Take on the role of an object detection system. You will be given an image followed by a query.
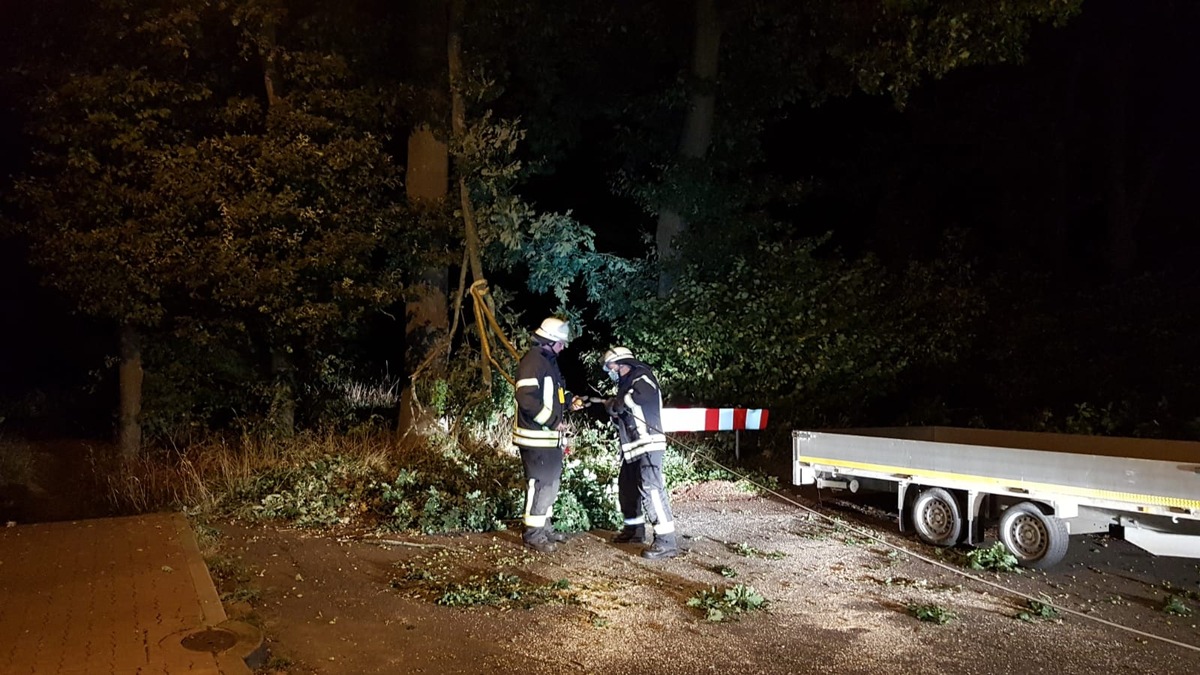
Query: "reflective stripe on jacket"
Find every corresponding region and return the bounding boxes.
[612,361,667,462]
[513,345,567,450]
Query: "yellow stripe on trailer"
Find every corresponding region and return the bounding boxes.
[798,455,1200,512]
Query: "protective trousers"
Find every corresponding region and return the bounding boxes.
[618,450,675,536]
[520,447,563,530]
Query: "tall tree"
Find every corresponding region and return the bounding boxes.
[656,0,720,296]
[9,0,214,456]
[10,0,419,443]
[395,0,452,436]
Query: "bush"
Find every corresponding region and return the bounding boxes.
[104,413,736,536]
[616,237,978,426]
[241,454,380,528]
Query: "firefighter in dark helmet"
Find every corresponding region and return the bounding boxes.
[602,346,679,560]
[513,316,583,553]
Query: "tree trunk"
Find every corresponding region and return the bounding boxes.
[117,323,143,459]
[399,126,450,436]
[656,0,720,296]
[268,349,296,436]
[397,0,452,437]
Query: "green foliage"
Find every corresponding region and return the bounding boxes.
[662,444,734,490]
[908,603,956,625]
[966,543,1022,573]
[368,443,523,535]
[714,565,739,578]
[455,104,645,320]
[215,431,522,533]
[392,547,575,610]
[1016,596,1060,623]
[241,454,377,528]
[729,542,788,560]
[435,572,574,609]
[786,0,1086,106]
[8,0,427,437]
[554,421,622,532]
[618,237,979,424]
[686,584,768,623]
[1163,595,1194,617]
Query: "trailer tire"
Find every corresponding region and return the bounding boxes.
[911,488,963,547]
[999,502,1069,570]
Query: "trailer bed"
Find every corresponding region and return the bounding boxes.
[794,427,1200,515]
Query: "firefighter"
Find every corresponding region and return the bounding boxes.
[602,346,679,560]
[513,316,583,553]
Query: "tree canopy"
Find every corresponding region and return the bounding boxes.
[7,0,1195,445]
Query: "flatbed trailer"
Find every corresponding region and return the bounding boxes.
[792,427,1200,568]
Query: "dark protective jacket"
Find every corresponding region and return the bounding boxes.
[513,343,569,450]
[609,359,667,462]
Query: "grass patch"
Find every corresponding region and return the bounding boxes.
[908,603,955,624]
[686,584,768,622]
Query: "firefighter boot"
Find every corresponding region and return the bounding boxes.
[612,525,646,544]
[523,527,558,554]
[641,533,679,560]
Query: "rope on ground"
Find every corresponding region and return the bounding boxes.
[657,424,1200,654]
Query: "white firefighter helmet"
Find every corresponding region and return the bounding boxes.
[534,316,571,344]
[602,346,634,367]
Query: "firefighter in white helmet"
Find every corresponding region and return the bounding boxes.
[513,316,583,553]
[602,346,678,559]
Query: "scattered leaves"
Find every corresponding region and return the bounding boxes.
[908,603,955,625]
[687,585,768,622]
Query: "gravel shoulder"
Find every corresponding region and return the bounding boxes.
[212,481,1200,675]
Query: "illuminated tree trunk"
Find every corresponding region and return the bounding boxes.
[656,0,720,296]
[399,126,450,435]
[398,0,452,436]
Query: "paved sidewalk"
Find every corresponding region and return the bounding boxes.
[0,513,257,674]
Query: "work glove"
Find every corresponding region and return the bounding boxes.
[569,395,585,412]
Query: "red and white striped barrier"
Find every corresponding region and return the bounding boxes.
[659,408,769,433]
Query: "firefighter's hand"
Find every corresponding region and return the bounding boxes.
[569,395,585,412]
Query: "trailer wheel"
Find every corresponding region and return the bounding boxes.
[911,488,962,547]
[999,502,1069,570]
